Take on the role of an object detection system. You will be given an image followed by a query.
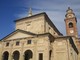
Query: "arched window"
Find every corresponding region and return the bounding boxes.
[13,51,20,60]
[69,22,73,28]
[24,50,33,60]
[3,51,9,60]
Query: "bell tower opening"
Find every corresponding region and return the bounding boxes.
[69,22,73,28]
[64,7,78,37]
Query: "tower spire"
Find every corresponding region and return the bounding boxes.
[65,7,75,19]
[66,7,74,14]
[28,8,32,16]
[68,7,70,10]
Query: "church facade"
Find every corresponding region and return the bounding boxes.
[0,7,80,60]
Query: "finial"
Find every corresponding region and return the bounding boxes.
[28,8,32,16]
[66,7,73,13]
[68,7,70,10]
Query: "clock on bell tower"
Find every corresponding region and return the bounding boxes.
[64,7,78,37]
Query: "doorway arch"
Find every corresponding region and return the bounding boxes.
[3,51,9,60]
[24,50,33,60]
[13,51,20,60]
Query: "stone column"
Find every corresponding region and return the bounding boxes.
[11,54,14,60]
[9,41,14,60]
[45,40,50,60]
[34,40,37,60]
[2,55,3,60]
[20,41,24,60]
[8,54,12,60]
[20,53,24,60]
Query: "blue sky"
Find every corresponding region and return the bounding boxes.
[0,0,80,39]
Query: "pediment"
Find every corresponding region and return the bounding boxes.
[2,29,36,41]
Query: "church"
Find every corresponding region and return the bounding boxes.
[0,7,80,60]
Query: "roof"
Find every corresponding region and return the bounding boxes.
[14,12,46,22]
[69,37,79,54]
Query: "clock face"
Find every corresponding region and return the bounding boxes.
[70,30,74,33]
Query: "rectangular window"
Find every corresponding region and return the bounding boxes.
[6,42,9,47]
[39,53,43,60]
[16,41,20,46]
[27,40,31,44]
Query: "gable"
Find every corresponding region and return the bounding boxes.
[6,32,34,40]
[1,29,36,41]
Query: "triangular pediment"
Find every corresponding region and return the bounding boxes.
[1,29,36,41]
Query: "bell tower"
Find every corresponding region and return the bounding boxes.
[64,7,78,37]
